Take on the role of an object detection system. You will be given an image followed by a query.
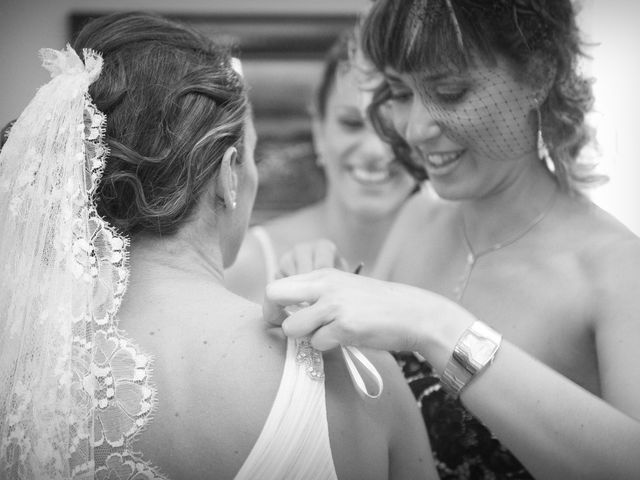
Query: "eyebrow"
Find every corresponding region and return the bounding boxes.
[384,69,464,83]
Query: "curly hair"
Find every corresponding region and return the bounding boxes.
[73,12,249,234]
[360,0,604,192]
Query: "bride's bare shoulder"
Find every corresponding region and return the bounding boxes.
[120,281,285,364]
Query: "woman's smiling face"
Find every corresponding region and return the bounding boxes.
[314,67,417,218]
[384,57,540,200]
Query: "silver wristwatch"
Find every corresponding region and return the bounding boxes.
[440,321,502,397]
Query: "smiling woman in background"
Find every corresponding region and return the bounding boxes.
[225,32,419,301]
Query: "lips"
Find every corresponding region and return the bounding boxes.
[422,150,465,175]
[347,162,398,186]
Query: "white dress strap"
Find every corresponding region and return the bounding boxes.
[234,337,339,480]
[251,226,279,284]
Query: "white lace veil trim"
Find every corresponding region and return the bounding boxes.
[0,45,158,480]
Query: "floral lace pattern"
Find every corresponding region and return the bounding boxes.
[394,352,533,480]
[72,61,165,480]
[0,46,164,480]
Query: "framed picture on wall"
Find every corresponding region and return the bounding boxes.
[69,12,357,225]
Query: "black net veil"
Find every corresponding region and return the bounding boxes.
[358,0,603,191]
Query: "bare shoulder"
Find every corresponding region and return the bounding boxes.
[562,197,640,317]
[201,291,285,356]
[122,286,287,478]
[123,284,285,373]
[567,198,640,276]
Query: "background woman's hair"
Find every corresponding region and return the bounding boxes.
[360,0,603,192]
[313,31,352,120]
[73,12,249,234]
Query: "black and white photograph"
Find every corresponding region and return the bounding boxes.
[1,1,639,479]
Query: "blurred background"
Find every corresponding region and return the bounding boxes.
[1,0,639,234]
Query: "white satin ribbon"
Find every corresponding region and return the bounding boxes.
[341,345,384,399]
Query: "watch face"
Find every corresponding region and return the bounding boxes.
[444,322,502,395]
[467,335,497,365]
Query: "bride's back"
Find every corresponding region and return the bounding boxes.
[118,262,399,479]
[118,268,285,478]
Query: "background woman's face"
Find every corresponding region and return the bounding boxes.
[315,68,416,218]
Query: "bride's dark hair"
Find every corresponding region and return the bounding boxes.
[73,12,249,234]
[360,0,603,192]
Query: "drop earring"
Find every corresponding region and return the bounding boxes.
[229,190,237,210]
[536,101,554,172]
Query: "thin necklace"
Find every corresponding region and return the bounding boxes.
[454,188,558,302]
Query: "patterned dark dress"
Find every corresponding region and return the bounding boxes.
[394,352,534,480]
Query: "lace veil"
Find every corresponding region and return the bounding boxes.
[0,46,155,480]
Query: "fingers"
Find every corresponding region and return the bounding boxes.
[282,244,314,276]
[262,272,323,326]
[277,243,313,278]
[277,239,345,278]
[266,272,323,304]
[281,300,335,340]
[312,239,344,270]
[309,324,341,351]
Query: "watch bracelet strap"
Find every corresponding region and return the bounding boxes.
[440,320,502,398]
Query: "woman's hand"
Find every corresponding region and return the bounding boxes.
[277,239,348,278]
[264,268,474,368]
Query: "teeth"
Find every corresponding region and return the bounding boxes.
[350,167,391,184]
[426,152,462,166]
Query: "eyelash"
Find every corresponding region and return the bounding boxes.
[388,84,469,106]
[434,87,468,104]
[338,117,365,130]
[388,88,413,103]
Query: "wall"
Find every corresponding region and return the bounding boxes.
[0,0,369,127]
[578,0,640,235]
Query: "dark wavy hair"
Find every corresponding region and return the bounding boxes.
[313,32,352,119]
[360,0,603,192]
[73,12,249,234]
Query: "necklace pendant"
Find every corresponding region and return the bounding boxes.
[466,252,475,264]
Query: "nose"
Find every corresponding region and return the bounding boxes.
[403,100,442,147]
[360,127,392,165]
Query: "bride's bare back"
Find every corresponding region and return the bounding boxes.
[118,252,432,479]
